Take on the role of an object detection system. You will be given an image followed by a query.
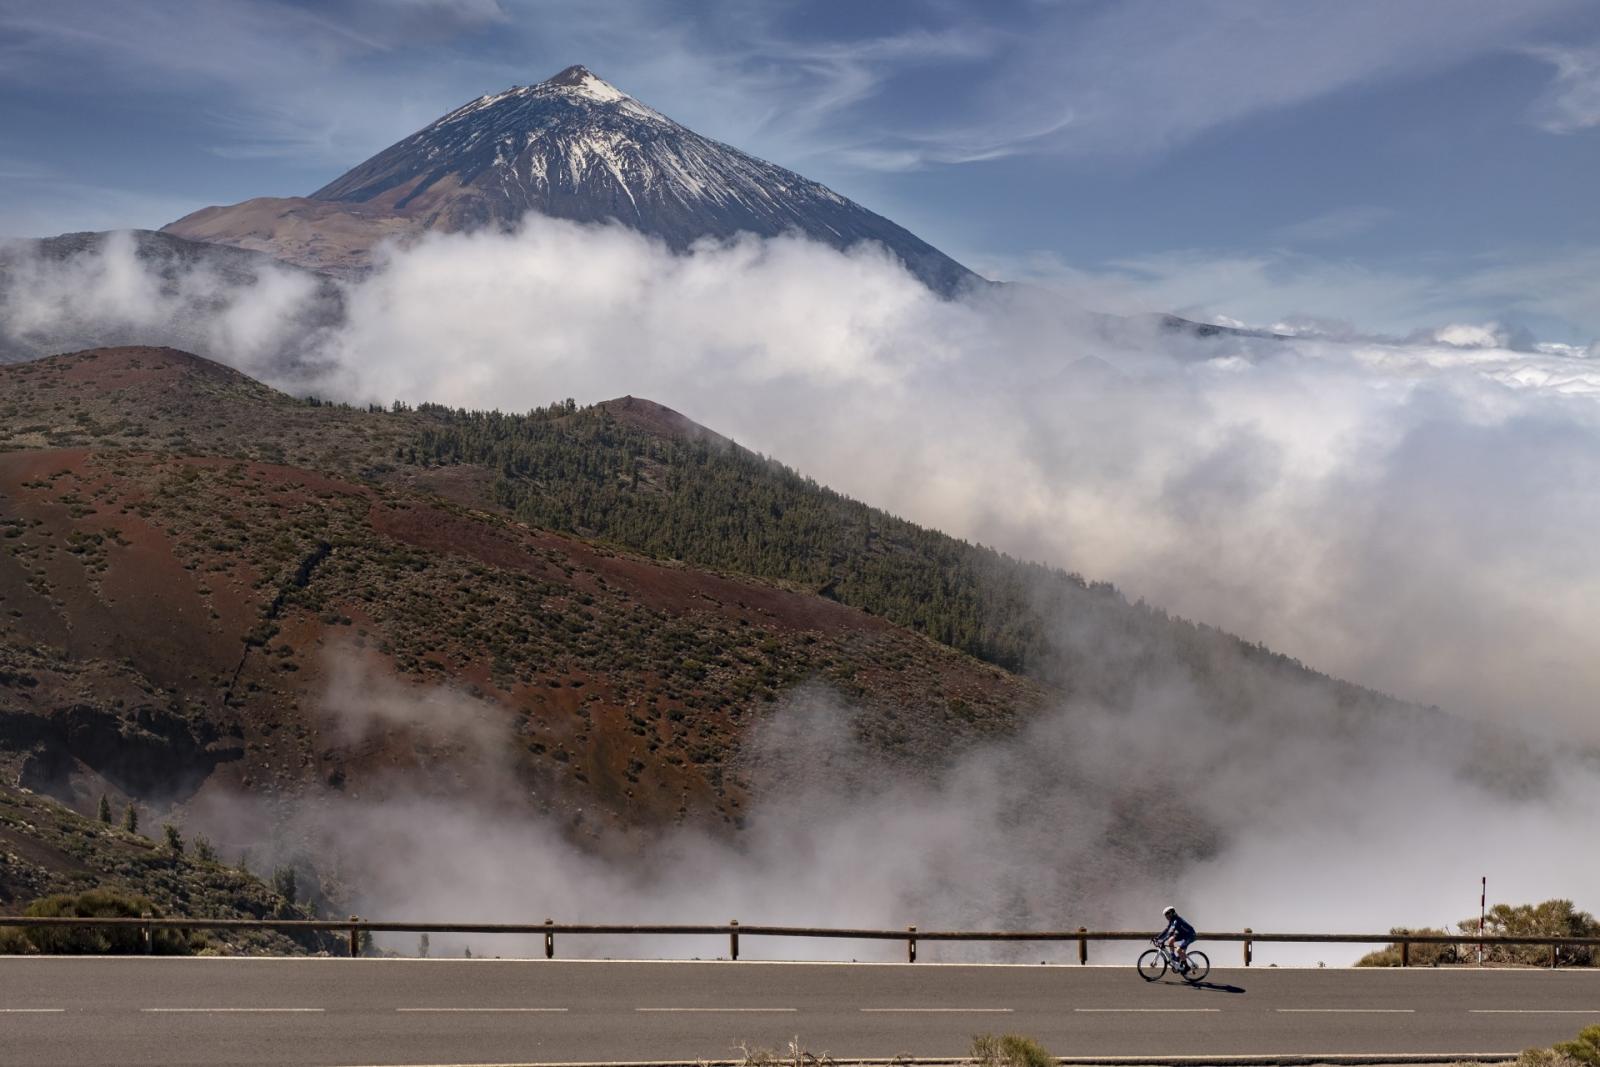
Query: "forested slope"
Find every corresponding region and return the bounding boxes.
[401,397,1384,715]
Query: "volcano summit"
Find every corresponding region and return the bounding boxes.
[165,65,979,295]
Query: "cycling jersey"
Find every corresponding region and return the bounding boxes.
[1159,915,1196,944]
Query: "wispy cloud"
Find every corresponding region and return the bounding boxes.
[0,0,512,168]
[1526,44,1600,132]
[5,0,1586,181]
[814,0,1589,169]
[1271,206,1394,245]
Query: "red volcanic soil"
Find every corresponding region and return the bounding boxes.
[371,500,887,635]
[0,347,1044,863]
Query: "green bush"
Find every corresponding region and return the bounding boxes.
[1356,927,1458,967]
[1358,902,1599,967]
[9,890,192,955]
[1471,902,1599,967]
[970,1033,1056,1067]
[1555,1025,1600,1067]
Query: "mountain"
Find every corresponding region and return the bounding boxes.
[0,347,1041,839]
[0,345,1435,931]
[164,65,979,295]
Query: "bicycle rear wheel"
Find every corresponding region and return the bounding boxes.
[1137,949,1166,981]
[1180,950,1210,983]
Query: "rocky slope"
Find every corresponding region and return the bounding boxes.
[0,783,329,953]
[0,348,1042,854]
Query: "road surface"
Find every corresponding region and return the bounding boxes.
[1,958,1597,1066]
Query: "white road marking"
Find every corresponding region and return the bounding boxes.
[1275,1009,1415,1014]
[860,1008,1014,1013]
[141,1007,325,1013]
[1074,1008,1222,1013]
[0,1008,65,1013]
[396,1007,569,1013]
[1470,1009,1600,1014]
[635,1007,797,1013]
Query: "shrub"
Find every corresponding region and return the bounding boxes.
[970,1033,1055,1067]
[1518,1049,1582,1067]
[1555,1025,1600,1067]
[163,824,184,856]
[272,866,297,904]
[193,835,218,863]
[1360,903,1600,967]
[736,1036,834,1067]
[1356,927,1459,967]
[1469,902,1599,967]
[12,890,192,955]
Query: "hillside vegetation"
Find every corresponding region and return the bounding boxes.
[402,396,1391,719]
[0,348,1044,849]
[1357,900,1600,968]
[0,783,326,954]
[0,346,1415,909]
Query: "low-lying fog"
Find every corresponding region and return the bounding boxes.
[6,223,1597,962]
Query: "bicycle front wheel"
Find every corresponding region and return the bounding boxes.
[1137,949,1167,981]
[1181,950,1210,983]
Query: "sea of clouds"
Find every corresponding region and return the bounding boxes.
[4,221,1598,960]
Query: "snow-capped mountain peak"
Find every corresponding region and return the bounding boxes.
[166,64,979,294]
[545,64,630,103]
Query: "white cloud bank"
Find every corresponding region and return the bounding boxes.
[298,220,1600,747]
[7,222,1600,959]
[6,220,1599,745]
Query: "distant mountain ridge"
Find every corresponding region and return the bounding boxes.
[165,65,979,295]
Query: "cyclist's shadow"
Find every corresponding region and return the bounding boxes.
[1187,979,1247,994]
[1149,977,1247,994]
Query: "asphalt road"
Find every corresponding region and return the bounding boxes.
[1,958,1597,1067]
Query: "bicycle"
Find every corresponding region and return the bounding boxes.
[1138,938,1210,983]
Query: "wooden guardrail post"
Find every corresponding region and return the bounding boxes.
[1078,927,1088,965]
[1400,932,1410,967]
[141,911,152,955]
[1551,943,1558,969]
[907,926,917,963]
[348,916,360,958]
[544,918,554,959]
[730,920,739,961]
[1244,928,1253,966]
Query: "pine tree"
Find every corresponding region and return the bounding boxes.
[97,794,112,823]
[121,802,138,834]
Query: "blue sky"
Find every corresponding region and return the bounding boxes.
[3,0,1599,339]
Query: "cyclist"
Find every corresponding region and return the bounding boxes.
[1157,906,1197,971]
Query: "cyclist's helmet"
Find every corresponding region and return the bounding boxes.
[1162,906,1177,918]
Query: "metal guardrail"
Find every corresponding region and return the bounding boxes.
[2,916,1598,967]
